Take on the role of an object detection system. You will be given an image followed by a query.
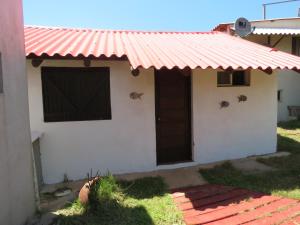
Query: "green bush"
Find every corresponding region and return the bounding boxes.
[96,174,119,200]
[88,174,123,211]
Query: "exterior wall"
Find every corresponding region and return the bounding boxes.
[250,18,300,29]
[277,70,300,121]
[223,18,300,30]
[192,69,277,163]
[0,1,36,224]
[27,60,277,184]
[247,35,300,121]
[28,60,157,184]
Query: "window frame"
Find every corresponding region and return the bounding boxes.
[41,67,111,123]
[217,71,232,86]
[292,37,300,56]
[277,89,283,102]
[0,52,3,94]
[217,70,250,87]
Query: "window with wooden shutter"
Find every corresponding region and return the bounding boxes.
[41,67,111,122]
[217,70,250,87]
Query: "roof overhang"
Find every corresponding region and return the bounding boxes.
[25,26,300,71]
[252,27,300,35]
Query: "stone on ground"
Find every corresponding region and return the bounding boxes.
[117,166,207,189]
[231,158,275,174]
[256,151,290,159]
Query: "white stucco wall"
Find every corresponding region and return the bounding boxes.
[0,0,36,224]
[250,18,300,29]
[28,60,157,184]
[247,35,300,121]
[27,60,277,184]
[192,69,277,163]
[277,69,300,121]
[225,18,300,30]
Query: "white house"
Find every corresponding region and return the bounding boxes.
[0,1,36,225]
[215,17,300,121]
[25,26,300,184]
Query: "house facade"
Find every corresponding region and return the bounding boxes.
[0,1,36,224]
[25,26,300,184]
[215,18,300,121]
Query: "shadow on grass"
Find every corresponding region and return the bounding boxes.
[119,177,167,199]
[277,134,300,153]
[278,120,300,130]
[200,162,300,199]
[57,199,154,225]
[277,120,300,154]
[55,177,176,225]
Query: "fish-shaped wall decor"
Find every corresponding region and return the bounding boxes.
[130,92,144,100]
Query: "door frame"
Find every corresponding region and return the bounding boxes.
[154,68,193,165]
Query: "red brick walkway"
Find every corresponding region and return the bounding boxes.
[171,184,300,225]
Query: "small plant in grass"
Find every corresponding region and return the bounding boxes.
[96,174,119,200]
[56,176,184,225]
[89,173,124,210]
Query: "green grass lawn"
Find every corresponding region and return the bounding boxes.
[54,120,300,224]
[200,120,300,200]
[55,176,183,225]
[277,120,300,153]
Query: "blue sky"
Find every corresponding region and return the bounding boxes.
[23,0,300,31]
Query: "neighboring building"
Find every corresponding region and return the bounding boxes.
[0,1,36,224]
[25,26,300,184]
[214,17,300,121]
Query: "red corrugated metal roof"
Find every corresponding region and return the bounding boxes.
[24,26,300,70]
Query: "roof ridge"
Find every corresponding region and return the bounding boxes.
[24,25,216,34]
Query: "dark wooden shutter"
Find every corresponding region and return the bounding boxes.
[232,71,245,85]
[41,67,111,122]
[217,72,231,86]
[292,37,300,56]
[0,53,3,93]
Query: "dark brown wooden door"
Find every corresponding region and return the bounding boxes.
[155,68,192,165]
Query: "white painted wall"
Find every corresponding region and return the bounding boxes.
[247,35,300,121]
[277,69,300,121]
[27,60,277,184]
[192,69,277,163]
[28,60,157,184]
[224,18,300,30]
[0,0,36,224]
[250,18,300,29]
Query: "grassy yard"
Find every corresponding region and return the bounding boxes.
[200,120,300,200]
[277,120,300,153]
[54,121,300,224]
[55,176,183,225]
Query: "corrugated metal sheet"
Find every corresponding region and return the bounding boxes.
[24,26,300,70]
[253,27,300,35]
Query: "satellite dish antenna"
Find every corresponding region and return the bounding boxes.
[234,17,252,37]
